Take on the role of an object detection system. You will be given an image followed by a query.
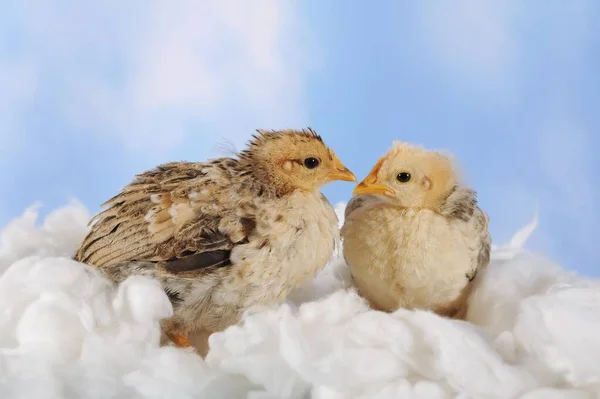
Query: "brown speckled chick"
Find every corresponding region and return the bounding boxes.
[341,142,491,319]
[74,128,356,355]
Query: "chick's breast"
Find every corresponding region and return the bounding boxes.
[189,191,339,331]
[342,203,475,316]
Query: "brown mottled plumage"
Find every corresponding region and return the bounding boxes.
[74,128,356,356]
[341,142,491,319]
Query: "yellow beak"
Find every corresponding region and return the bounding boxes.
[328,158,357,182]
[352,181,394,196]
[328,166,357,182]
[352,157,394,196]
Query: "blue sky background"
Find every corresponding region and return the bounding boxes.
[0,1,598,276]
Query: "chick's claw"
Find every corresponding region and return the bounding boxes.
[169,332,192,348]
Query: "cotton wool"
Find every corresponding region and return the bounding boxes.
[0,201,599,399]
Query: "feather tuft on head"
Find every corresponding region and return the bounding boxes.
[236,127,355,195]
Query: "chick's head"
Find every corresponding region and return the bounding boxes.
[353,142,458,210]
[241,128,356,192]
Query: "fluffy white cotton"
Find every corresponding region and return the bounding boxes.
[0,200,90,269]
[0,201,598,399]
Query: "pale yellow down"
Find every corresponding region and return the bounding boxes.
[341,141,491,319]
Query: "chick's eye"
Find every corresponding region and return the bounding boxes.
[304,157,320,169]
[396,172,411,183]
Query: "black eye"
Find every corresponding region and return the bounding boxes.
[396,172,411,182]
[304,157,320,169]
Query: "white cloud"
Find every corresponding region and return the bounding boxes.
[2,0,314,153]
[534,114,596,260]
[0,59,37,160]
[414,0,517,87]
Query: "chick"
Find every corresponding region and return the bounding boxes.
[341,142,491,319]
[74,128,356,355]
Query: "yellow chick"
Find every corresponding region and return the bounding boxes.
[74,128,356,356]
[341,142,491,319]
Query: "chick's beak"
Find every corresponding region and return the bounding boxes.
[328,159,357,182]
[352,167,394,196]
[352,181,394,196]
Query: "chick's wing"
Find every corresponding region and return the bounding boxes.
[440,186,491,281]
[468,207,491,280]
[75,160,256,273]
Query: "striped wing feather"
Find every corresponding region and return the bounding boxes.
[75,161,253,273]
